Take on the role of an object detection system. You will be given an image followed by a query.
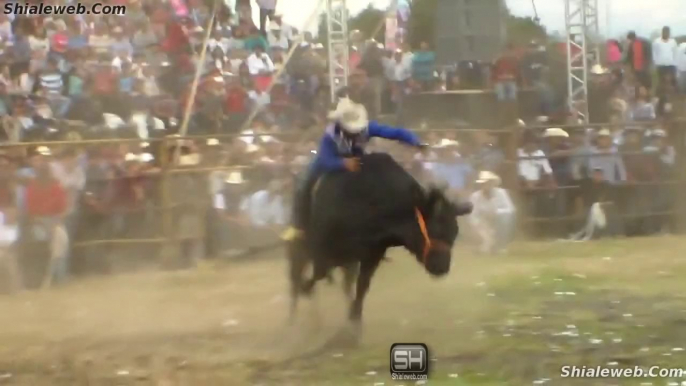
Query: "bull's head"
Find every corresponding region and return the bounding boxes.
[413,182,472,277]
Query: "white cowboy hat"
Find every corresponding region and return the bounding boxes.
[225,170,246,184]
[434,138,459,148]
[597,128,611,137]
[206,138,220,146]
[103,113,125,129]
[651,129,667,138]
[124,152,139,162]
[543,128,569,138]
[517,119,526,127]
[476,170,501,185]
[246,143,260,153]
[178,153,201,166]
[139,153,155,163]
[328,98,368,134]
[36,146,51,156]
[590,64,610,75]
[535,115,549,123]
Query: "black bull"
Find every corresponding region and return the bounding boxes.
[288,153,473,327]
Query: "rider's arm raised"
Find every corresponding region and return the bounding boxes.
[367,121,422,147]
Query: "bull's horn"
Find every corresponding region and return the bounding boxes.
[455,202,473,216]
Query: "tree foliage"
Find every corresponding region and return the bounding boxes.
[317,5,386,45]
[406,0,548,49]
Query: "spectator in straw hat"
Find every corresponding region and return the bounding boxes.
[588,128,627,184]
[542,127,571,186]
[469,171,515,254]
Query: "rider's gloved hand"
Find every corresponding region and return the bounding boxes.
[343,158,361,172]
[417,143,430,153]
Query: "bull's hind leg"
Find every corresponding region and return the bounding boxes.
[342,262,359,301]
[287,241,309,324]
[349,254,383,326]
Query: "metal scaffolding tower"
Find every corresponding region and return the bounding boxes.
[565,0,600,123]
[326,0,350,103]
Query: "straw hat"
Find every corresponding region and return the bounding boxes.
[178,153,201,166]
[139,153,155,163]
[225,170,246,184]
[476,170,501,185]
[36,146,52,156]
[651,129,667,138]
[103,113,126,129]
[434,138,459,148]
[597,128,611,137]
[590,64,610,75]
[124,152,139,162]
[327,98,368,134]
[206,138,220,146]
[543,128,569,138]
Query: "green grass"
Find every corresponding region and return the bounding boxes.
[1,237,686,385]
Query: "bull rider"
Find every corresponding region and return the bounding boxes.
[282,97,426,241]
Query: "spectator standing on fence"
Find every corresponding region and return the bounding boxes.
[625,32,653,90]
[629,86,656,122]
[652,26,678,89]
[492,42,521,124]
[588,128,627,184]
[383,49,412,122]
[469,171,515,255]
[411,41,435,92]
[425,139,474,201]
[49,148,85,280]
[256,0,277,37]
[240,178,289,228]
[24,147,69,285]
[676,41,686,94]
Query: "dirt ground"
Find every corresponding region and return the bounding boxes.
[1,236,686,385]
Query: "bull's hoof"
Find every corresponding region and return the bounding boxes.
[301,280,316,297]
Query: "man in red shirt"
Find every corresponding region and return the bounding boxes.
[492,43,521,102]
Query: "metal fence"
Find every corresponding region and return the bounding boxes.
[2,118,685,281]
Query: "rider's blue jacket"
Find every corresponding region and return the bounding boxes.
[312,121,421,173]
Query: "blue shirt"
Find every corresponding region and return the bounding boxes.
[313,121,421,173]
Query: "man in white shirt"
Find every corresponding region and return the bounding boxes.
[256,0,277,36]
[0,209,21,292]
[246,46,275,76]
[676,42,686,94]
[517,140,553,188]
[240,179,289,228]
[652,26,678,88]
[267,22,289,51]
[469,171,515,254]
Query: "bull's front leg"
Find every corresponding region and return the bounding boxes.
[301,258,329,296]
[349,255,382,324]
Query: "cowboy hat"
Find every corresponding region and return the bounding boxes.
[103,113,125,129]
[543,128,569,138]
[476,170,501,185]
[590,64,610,75]
[328,98,368,134]
[206,138,220,146]
[225,170,246,184]
[124,152,139,162]
[178,153,201,166]
[434,138,459,148]
[36,146,52,156]
[596,128,611,137]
